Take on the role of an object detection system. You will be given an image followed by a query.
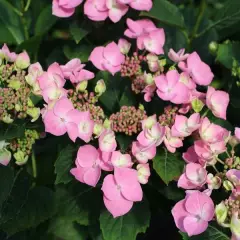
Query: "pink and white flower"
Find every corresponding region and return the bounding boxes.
[52,0,83,17]
[132,141,156,163]
[111,151,133,168]
[99,129,117,152]
[137,163,150,184]
[168,48,189,63]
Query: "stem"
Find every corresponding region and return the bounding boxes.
[20,0,29,40]
[226,151,231,158]
[217,157,225,165]
[212,165,219,173]
[24,0,32,12]
[31,150,37,178]
[202,108,210,118]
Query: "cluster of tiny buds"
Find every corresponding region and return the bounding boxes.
[110,106,146,135]
[0,63,34,122]
[159,105,178,127]
[224,198,240,218]
[131,75,146,94]
[68,89,105,124]
[224,157,240,172]
[120,52,146,78]
[9,129,39,156]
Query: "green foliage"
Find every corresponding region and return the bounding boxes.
[100,200,150,240]
[153,148,184,185]
[0,122,26,141]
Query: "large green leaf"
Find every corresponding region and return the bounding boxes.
[54,145,76,185]
[0,166,14,210]
[0,19,16,44]
[55,183,101,226]
[100,200,150,240]
[0,0,25,44]
[140,0,185,28]
[180,225,230,240]
[0,187,55,236]
[70,22,90,44]
[63,44,92,62]
[35,5,58,35]
[153,148,184,185]
[0,122,25,141]
[49,217,88,240]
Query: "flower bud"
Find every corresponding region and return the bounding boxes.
[215,202,228,226]
[8,79,21,90]
[13,151,28,165]
[15,51,30,69]
[159,59,166,67]
[228,136,239,148]
[223,180,234,191]
[27,107,40,122]
[231,211,240,239]
[209,41,218,55]
[142,115,156,129]
[95,79,106,96]
[93,123,104,137]
[118,38,131,54]
[139,104,144,111]
[15,104,21,112]
[207,173,222,189]
[76,80,88,92]
[103,119,112,129]
[0,148,11,166]
[143,72,154,85]
[2,115,13,124]
[137,163,150,184]
[146,53,159,72]
[191,98,204,113]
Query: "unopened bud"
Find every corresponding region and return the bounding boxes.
[15,51,30,69]
[191,98,204,113]
[76,80,88,92]
[95,79,106,96]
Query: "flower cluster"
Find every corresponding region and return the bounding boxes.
[53,0,153,22]
[0,44,40,123]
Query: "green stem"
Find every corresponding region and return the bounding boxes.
[20,0,29,40]
[24,0,32,12]
[212,165,219,173]
[202,108,210,118]
[31,150,37,178]
[189,0,206,47]
[217,157,225,165]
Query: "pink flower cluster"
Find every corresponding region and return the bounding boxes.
[53,0,152,22]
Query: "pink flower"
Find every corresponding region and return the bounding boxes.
[43,97,79,141]
[99,129,117,152]
[15,51,30,69]
[60,59,85,79]
[163,127,183,153]
[146,53,160,72]
[106,0,129,23]
[70,145,101,187]
[118,38,131,54]
[52,0,83,17]
[137,163,150,184]
[155,70,190,104]
[66,110,94,143]
[111,151,133,168]
[178,52,214,86]
[226,169,240,187]
[206,86,229,120]
[168,48,189,63]
[178,163,207,189]
[132,141,156,163]
[207,173,221,190]
[172,191,214,236]
[137,123,166,147]
[129,0,153,11]
[235,128,240,141]
[199,117,229,144]
[0,44,17,62]
[142,84,156,102]
[171,113,201,138]
[183,146,199,164]
[89,42,125,75]
[0,149,11,166]
[142,29,165,55]
[101,167,143,217]
[84,0,108,21]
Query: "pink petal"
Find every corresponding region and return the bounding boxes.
[102,174,121,200]
[76,145,99,168]
[53,97,74,118]
[89,46,105,70]
[183,216,208,236]
[83,167,101,187]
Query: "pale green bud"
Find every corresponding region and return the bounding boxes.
[159,59,166,67]
[93,123,104,137]
[143,72,154,85]
[223,180,234,191]
[27,98,34,107]
[191,98,204,113]
[13,151,28,166]
[76,80,88,92]
[8,79,21,90]
[215,202,228,226]
[15,51,30,69]
[209,41,218,55]
[27,107,40,122]
[103,119,112,129]
[139,104,144,111]
[95,79,106,96]
[231,212,240,239]
[15,104,21,112]
[2,115,14,124]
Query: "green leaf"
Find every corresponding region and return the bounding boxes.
[116,134,133,152]
[0,122,25,141]
[49,217,88,240]
[140,0,185,28]
[0,166,14,210]
[54,145,76,185]
[64,44,92,62]
[213,0,240,39]
[100,200,150,240]
[1,187,55,236]
[0,170,32,224]
[55,183,101,226]
[70,22,90,44]
[153,148,184,185]
[97,71,129,113]
[216,42,240,69]
[119,86,137,107]
[0,19,16,44]
[180,225,230,240]
[0,0,25,44]
[35,5,58,35]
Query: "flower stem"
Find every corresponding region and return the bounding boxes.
[217,157,225,165]
[24,0,32,12]
[202,108,210,118]
[31,150,37,178]
[212,165,219,173]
